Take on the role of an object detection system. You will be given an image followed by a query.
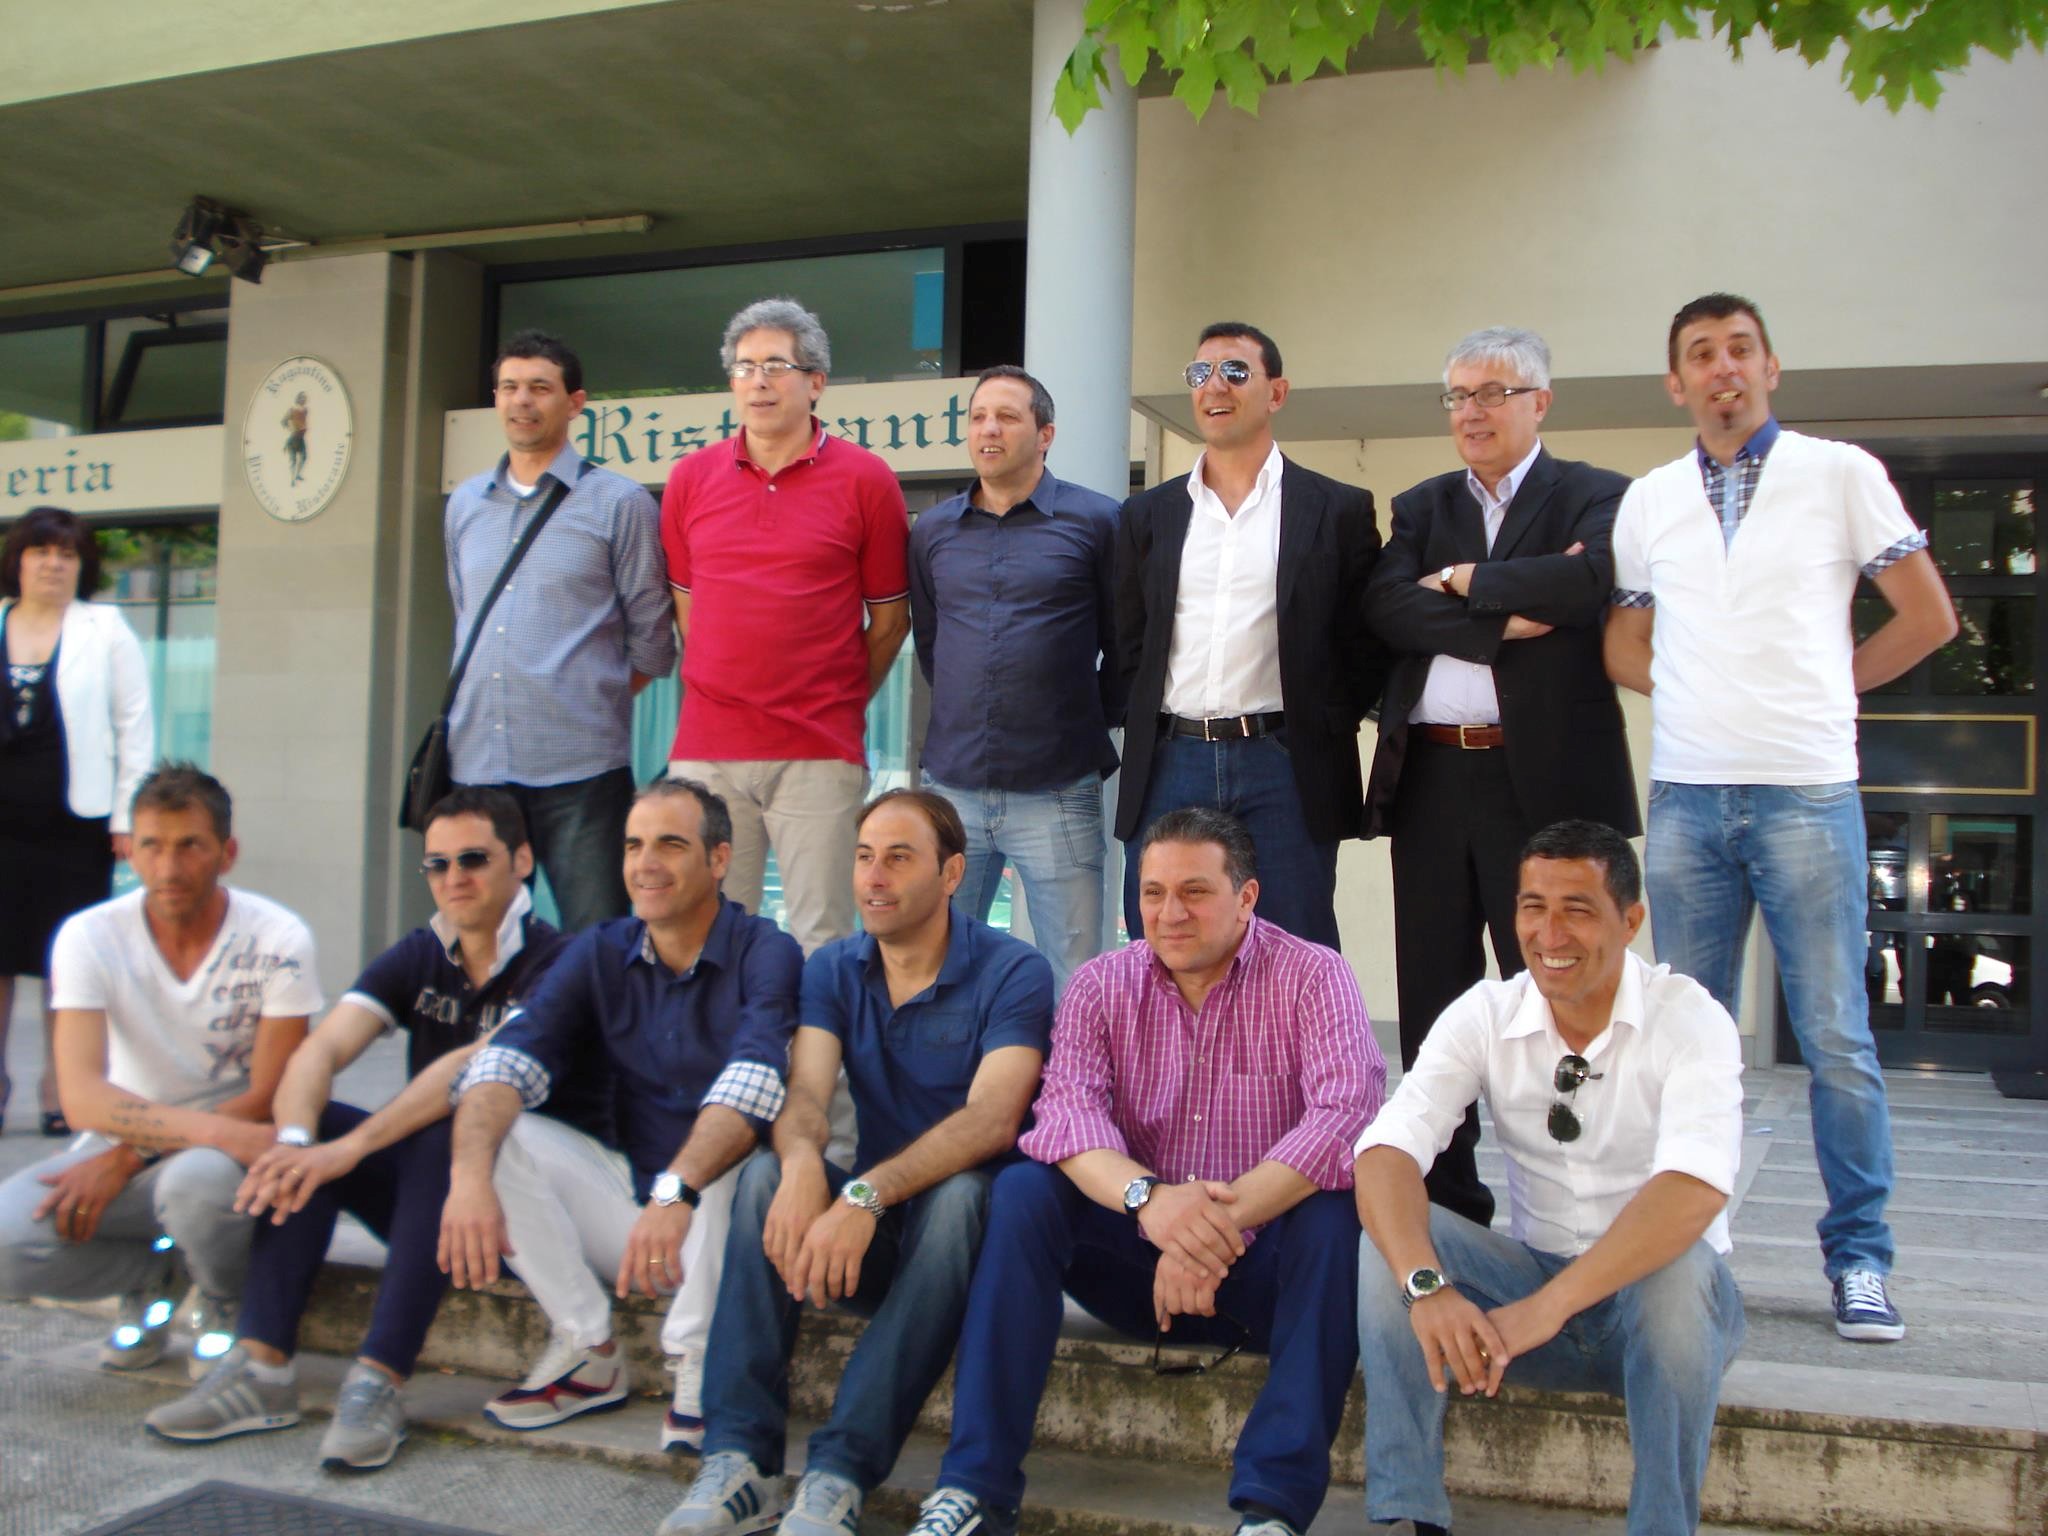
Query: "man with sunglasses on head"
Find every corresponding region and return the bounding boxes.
[1363,327,1637,1231]
[142,787,607,1470]
[901,807,1384,1536]
[1114,323,1383,952]
[1355,820,1745,1536]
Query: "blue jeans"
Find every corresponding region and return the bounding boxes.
[925,772,1105,994]
[1358,1209,1744,1536]
[1122,735,1340,949]
[1645,780,1895,1277]
[473,766,635,933]
[701,1152,991,1490]
[939,1162,1360,1530]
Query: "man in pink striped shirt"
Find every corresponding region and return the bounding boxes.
[902,807,1387,1536]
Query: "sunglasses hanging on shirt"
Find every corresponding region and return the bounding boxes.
[1547,1052,1604,1143]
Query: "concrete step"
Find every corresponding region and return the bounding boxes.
[292,1262,2046,1536]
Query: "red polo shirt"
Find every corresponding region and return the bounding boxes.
[661,421,910,765]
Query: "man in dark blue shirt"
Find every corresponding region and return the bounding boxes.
[908,366,1121,992]
[142,788,600,1471]
[661,789,1053,1536]
[439,778,801,1446]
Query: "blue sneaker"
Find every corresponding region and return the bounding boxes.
[907,1488,1018,1536]
[1832,1269,1905,1342]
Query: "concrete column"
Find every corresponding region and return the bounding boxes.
[1023,0,1136,502]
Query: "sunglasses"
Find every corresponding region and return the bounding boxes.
[1547,1052,1604,1143]
[421,849,494,878]
[1151,1315,1249,1377]
[1182,358,1261,389]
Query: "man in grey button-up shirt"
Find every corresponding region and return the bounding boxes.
[442,329,677,931]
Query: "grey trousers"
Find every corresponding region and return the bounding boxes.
[0,1134,252,1305]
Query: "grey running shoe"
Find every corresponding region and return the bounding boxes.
[143,1347,300,1441]
[185,1291,239,1381]
[777,1470,863,1536]
[318,1361,407,1471]
[100,1292,175,1371]
[906,1487,1019,1536]
[658,1451,785,1536]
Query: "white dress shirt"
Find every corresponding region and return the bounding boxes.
[1162,444,1286,719]
[1355,951,1744,1255]
[1409,438,1545,727]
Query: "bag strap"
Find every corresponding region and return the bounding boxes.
[438,466,586,718]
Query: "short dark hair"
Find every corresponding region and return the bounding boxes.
[494,329,584,395]
[424,786,529,853]
[1138,806,1257,890]
[1666,293,1772,373]
[858,788,968,866]
[1519,819,1641,910]
[1197,321,1283,381]
[972,365,1056,429]
[132,762,231,840]
[636,776,735,853]
[2,507,104,600]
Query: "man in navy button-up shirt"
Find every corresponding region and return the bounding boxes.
[908,367,1122,993]
[441,779,800,1445]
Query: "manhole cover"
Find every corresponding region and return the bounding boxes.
[77,1481,493,1536]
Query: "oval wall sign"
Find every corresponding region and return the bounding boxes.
[243,356,354,522]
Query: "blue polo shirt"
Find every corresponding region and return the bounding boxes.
[802,909,1055,1171]
[488,898,801,1198]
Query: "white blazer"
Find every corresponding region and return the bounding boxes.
[2,599,155,830]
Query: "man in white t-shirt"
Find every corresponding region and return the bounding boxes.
[1603,293,1957,1344]
[0,764,321,1375]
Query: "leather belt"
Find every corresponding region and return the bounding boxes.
[1415,723,1504,750]
[1161,711,1286,742]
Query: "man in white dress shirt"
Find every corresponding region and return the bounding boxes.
[1354,819,1744,1536]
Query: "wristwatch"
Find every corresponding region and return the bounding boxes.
[841,1179,886,1217]
[1402,1266,1450,1310]
[650,1172,701,1208]
[1438,565,1459,593]
[1122,1175,1162,1221]
[276,1125,315,1148]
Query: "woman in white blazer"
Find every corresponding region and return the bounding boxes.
[1,507,154,1135]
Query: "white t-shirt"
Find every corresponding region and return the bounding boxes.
[1611,429,1923,784]
[49,887,324,1109]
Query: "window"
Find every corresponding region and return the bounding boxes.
[0,325,90,439]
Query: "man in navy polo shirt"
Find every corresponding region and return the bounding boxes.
[661,789,1053,1536]
[142,788,606,1470]
[439,777,801,1445]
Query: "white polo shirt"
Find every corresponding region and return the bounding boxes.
[1611,429,1924,785]
[1355,952,1744,1256]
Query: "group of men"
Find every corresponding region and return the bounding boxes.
[0,288,1957,1536]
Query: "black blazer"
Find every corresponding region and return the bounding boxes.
[1113,458,1385,843]
[1362,450,1640,840]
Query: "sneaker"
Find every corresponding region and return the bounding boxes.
[658,1450,785,1536]
[1235,1521,1300,1536]
[482,1333,630,1430]
[318,1361,407,1471]
[778,1470,863,1536]
[906,1487,1019,1536]
[662,1351,705,1452]
[100,1292,176,1371]
[144,1347,300,1441]
[185,1292,239,1381]
[1833,1269,1905,1342]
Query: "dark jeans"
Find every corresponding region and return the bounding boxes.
[237,1104,454,1378]
[1122,734,1340,949]
[938,1162,1360,1530]
[703,1153,991,1490]
[469,766,634,932]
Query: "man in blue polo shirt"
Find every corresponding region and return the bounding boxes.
[140,788,607,1469]
[661,788,1053,1536]
[438,777,801,1444]
[909,365,1121,991]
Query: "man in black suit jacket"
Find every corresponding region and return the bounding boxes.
[1363,327,1639,1225]
[1115,321,1383,950]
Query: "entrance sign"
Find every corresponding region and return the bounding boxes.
[244,356,354,522]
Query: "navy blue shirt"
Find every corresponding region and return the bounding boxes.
[909,469,1123,791]
[491,899,801,1197]
[802,909,1055,1172]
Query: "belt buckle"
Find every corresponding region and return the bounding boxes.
[1201,716,1217,743]
[1458,723,1484,750]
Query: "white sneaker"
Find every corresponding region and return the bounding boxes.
[777,1470,863,1536]
[483,1331,630,1430]
[662,1351,705,1452]
[185,1292,238,1381]
[659,1451,785,1536]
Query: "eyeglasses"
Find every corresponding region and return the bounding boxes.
[421,849,494,878]
[1441,384,1543,411]
[727,359,811,381]
[1151,1315,1249,1377]
[1547,1052,1604,1142]
[1182,358,1261,390]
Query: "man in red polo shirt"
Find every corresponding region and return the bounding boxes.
[661,297,911,956]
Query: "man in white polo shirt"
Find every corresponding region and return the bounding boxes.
[1355,820,1745,1536]
[1603,292,1957,1343]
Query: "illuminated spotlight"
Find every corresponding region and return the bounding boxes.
[144,1298,175,1328]
[193,1330,235,1362]
[170,198,225,275]
[152,1234,176,1252]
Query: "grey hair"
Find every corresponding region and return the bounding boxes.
[1443,325,1551,390]
[720,297,832,375]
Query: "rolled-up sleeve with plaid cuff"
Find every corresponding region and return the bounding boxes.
[703,1057,787,1133]
[454,1037,551,1108]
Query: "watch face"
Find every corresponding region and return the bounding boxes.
[1123,1177,1153,1212]
[652,1173,681,1202]
[1408,1267,1444,1297]
[846,1181,875,1202]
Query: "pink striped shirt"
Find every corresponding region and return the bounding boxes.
[1019,916,1385,1203]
